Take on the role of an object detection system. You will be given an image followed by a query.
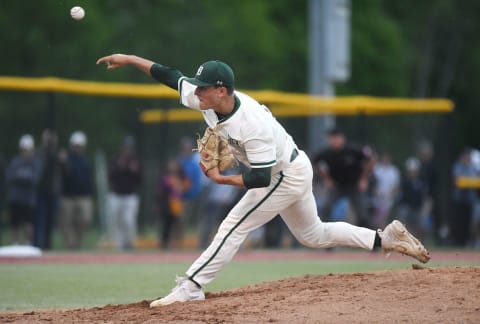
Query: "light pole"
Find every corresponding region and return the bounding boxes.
[308,0,351,152]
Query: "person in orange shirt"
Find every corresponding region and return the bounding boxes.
[156,159,189,249]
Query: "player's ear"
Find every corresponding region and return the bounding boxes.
[218,86,228,96]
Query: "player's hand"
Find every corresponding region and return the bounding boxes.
[96,54,130,70]
[206,166,221,182]
[358,178,368,192]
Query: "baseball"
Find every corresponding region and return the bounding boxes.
[70,6,85,20]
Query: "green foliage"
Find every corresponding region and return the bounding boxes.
[339,0,409,96]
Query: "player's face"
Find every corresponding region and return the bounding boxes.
[328,134,345,150]
[195,86,224,110]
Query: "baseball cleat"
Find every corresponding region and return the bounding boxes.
[150,276,205,307]
[379,220,430,263]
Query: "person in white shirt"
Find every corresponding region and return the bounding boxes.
[97,54,430,307]
[373,152,400,228]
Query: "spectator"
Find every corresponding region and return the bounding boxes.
[107,136,142,250]
[156,159,186,249]
[313,128,376,227]
[417,141,439,242]
[177,137,204,227]
[397,157,427,240]
[59,131,93,250]
[34,129,61,250]
[471,149,480,249]
[451,149,478,247]
[372,152,400,229]
[5,134,41,245]
[264,215,293,248]
[0,152,6,245]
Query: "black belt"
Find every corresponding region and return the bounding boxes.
[290,148,299,162]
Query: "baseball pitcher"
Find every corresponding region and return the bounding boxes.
[97,54,430,307]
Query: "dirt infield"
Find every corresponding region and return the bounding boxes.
[1,265,479,323]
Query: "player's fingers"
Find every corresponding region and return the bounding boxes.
[96,56,109,65]
[96,56,117,70]
[97,56,117,68]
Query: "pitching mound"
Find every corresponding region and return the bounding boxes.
[1,266,479,323]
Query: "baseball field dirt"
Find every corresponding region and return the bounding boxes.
[1,265,479,323]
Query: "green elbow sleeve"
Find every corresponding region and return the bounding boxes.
[242,167,271,189]
[150,63,183,90]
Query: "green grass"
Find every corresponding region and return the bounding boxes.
[1,258,478,311]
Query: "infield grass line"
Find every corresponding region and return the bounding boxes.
[1,258,478,311]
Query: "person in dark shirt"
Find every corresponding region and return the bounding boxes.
[417,142,439,242]
[0,152,6,245]
[397,157,427,240]
[107,136,142,250]
[313,128,375,227]
[59,131,93,250]
[5,134,41,245]
[34,129,61,250]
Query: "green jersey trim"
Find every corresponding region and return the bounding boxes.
[250,160,276,167]
[217,95,241,123]
[178,77,186,104]
[188,172,284,281]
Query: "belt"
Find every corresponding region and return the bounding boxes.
[290,148,299,162]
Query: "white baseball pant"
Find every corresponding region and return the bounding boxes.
[187,150,376,286]
[107,193,139,250]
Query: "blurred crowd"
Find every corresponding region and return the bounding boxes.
[0,129,142,251]
[309,129,480,250]
[0,130,97,250]
[1,128,480,251]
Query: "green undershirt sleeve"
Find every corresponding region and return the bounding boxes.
[242,166,272,189]
[150,63,184,90]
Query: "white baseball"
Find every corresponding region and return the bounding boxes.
[70,6,85,20]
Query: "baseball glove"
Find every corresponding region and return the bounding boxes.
[218,136,236,172]
[195,127,236,173]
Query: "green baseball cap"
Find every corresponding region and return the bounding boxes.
[185,60,235,88]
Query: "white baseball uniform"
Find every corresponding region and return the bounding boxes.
[179,78,376,286]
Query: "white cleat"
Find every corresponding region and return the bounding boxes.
[150,276,205,307]
[379,220,431,263]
